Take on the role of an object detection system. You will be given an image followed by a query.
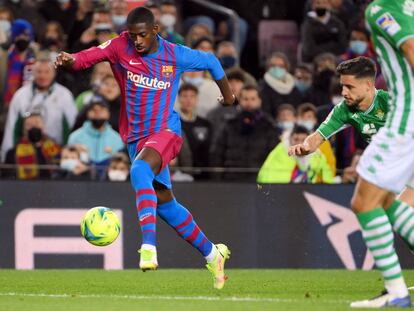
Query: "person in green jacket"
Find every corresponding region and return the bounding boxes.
[257,125,333,184]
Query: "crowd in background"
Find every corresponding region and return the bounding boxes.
[0,0,379,183]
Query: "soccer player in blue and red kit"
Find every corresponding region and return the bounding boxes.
[55,7,234,289]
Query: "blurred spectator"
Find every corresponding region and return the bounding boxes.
[297,102,336,175]
[68,99,124,167]
[340,27,386,90]
[110,0,128,34]
[106,152,130,182]
[310,52,337,107]
[259,52,303,118]
[257,125,333,184]
[4,0,46,38]
[73,8,116,52]
[98,74,120,131]
[159,0,184,45]
[329,0,356,31]
[177,83,212,179]
[301,0,347,63]
[207,69,245,139]
[145,0,161,24]
[294,65,313,102]
[210,85,279,181]
[185,23,212,48]
[192,36,214,53]
[0,6,13,48]
[341,152,361,184]
[74,61,113,110]
[276,103,296,135]
[38,0,78,36]
[1,57,76,161]
[216,41,238,70]
[180,71,221,118]
[4,112,60,180]
[53,145,92,180]
[66,0,94,50]
[39,21,66,64]
[1,19,37,107]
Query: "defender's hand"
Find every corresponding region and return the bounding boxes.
[288,144,311,156]
[54,52,75,68]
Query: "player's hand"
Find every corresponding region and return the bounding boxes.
[54,52,75,69]
[218,94,236,105]
[288,144,311,156]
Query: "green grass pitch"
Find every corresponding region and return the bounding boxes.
[1,269,414,310]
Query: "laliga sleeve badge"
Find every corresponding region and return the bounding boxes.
[376,12,401,36]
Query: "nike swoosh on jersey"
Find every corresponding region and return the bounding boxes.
[129,60,142,65]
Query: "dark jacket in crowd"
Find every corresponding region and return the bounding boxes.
[301,13,347,63]
[210,110,280,181]
[258,79,303,117]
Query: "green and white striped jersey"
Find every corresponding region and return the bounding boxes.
[317,90,389,142]
[365,0,414,135]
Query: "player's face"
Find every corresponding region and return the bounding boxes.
[340,74,370,109]
[127,22,159,55]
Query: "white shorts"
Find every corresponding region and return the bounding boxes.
[357,127,414,193]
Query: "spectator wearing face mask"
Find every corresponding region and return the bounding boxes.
[301,0,347,63]
[53,145,92,180]
[159,0,184,45]
[259,52,303,118]
[1,57,77,161]
[1,19,37,108]
[68,99,124,167]
[0,6,13,49]
[216,41,239,71]
[210,85,279,181]
[38,0,78,36]
[340,27,386,90]
[4,112,60,180]
[177,83,212,179]
[296,102,336,176]
[179,71,221,118]
[106,152,130,182]
[276,104,296,137]
[110,0,128,34]
[294,65,313,102]
[257,125,333,184]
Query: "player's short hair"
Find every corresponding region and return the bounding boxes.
[126,6,155,26]
[291,125,309,136]
[336,57,377,80]
[178,83,198,95]
[297,103,317,117]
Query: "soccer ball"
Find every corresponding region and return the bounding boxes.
[81,206,121,246]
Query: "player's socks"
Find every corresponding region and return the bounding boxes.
[131,160,157,247]
[385,200,414,251]
[357,208,408,298]
[157,198,213,257]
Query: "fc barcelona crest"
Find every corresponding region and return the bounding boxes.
[162,65,173,77]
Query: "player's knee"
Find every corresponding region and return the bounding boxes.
[156,188,174,204]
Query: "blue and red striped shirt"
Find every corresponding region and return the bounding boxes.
[72,33,224,143]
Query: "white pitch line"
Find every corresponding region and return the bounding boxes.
[0,292,349,304]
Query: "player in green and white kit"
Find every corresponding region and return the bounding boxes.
[290,54,414,308]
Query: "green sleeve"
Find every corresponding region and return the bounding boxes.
[367,4,414,49]
[316,102,349,140]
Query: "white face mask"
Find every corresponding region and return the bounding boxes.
[279,121,295,131]
[108,170,128,181]
[60,159,79,171]
[297,120,316,132]
[0,20,11,36]
[160,14,176,29]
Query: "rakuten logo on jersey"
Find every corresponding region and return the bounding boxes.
[127,71,171,90]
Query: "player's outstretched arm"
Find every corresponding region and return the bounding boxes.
[401,38,414,71]
[215,76,235,106]
[288,132,324,156]
[54,52,76,69]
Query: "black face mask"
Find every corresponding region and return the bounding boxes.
[90,119,106,129]
[315,8,327,17]
[42,38,58,49]
[219,56,237,69]
[28,127,42,143]
[15,38,30,52]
